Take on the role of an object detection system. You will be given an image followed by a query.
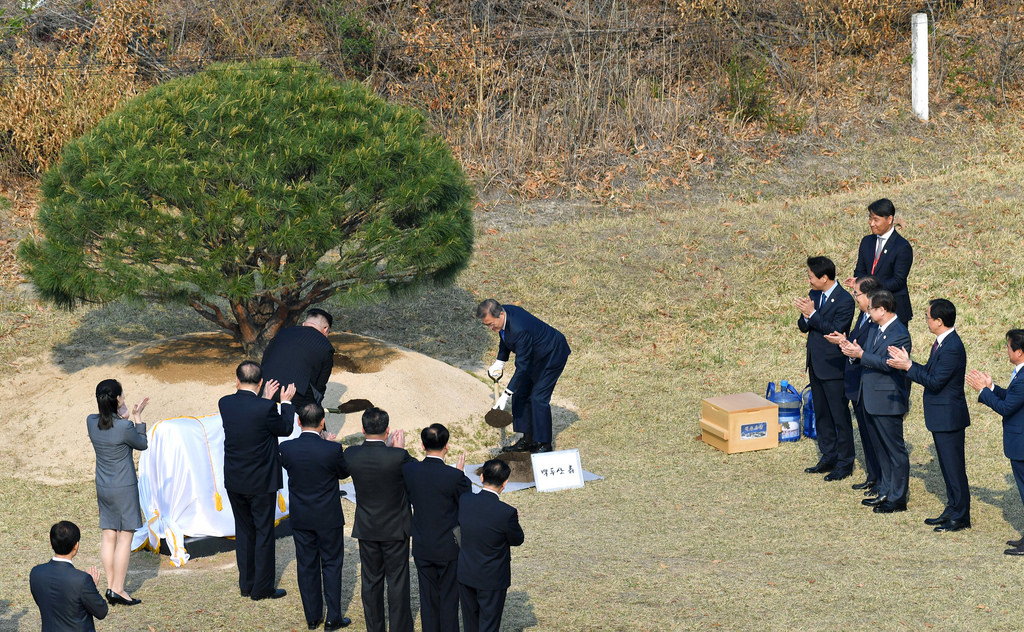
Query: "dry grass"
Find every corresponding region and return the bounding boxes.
[4,118,1024,630]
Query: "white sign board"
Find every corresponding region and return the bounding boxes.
[531,449,584,492]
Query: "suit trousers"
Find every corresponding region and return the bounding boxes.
[459,583,508,632]
[358,538,413,632]
[808,370,854,470]
[510,357,567,444]
[413,557,458,632]
[1011,459,1024,508]
[227,490,277,598]
[872,414,909,505]
[932,429,970,521]
[293,526,345,626]
[853,399,880,482]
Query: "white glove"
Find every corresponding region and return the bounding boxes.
[488,360,506,379]
[494,389,512,410]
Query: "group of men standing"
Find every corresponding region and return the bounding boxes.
[217,302,542,631]
[797,198,1024,552]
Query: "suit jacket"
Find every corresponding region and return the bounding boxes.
[457,490,524,591]
[978,370,1024,460]
[219,390,295,495]
[86,415,147,489]
[906,330,970,432]
[843,312,875,402]
[859,317,912,416]
[498,305,571,394]
[279,431,349,530]
[797,284,855,381]
[346,440,415,541]
[403,456,471,562]
[30,559,108,632]
[853,230,914,322]
[261,325,335,404]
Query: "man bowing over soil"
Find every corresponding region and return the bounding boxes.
[476,299,570,454]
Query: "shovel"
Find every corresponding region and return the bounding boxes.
[484,376,513,447]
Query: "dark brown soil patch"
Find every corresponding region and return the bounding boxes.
[329,332,401,374]
[474,452,535,484]
[125,331,403,384]
[336,398,373,414]
[484,408,513,428]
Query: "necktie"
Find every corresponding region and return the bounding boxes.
[931,340,938,357]
[871,236,884,273]
[818,293,824,310]
[1013,367,1020,384]
[499,329,505,341]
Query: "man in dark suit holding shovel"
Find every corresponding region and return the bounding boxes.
[476,299,570,454]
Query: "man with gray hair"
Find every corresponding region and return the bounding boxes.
[476,299,571,453]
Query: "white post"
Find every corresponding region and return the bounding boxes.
[912,13,929,122]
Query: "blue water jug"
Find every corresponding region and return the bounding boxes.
[766,380,801,442]
[801,384,816,439]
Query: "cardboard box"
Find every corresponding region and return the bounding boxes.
[699,392,779,454]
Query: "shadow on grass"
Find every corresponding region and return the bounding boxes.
[909,442,954,512]
[0,601,28,632]
[552,406,580,446]
[972,474,1024,534]
[126,549,162,596]
[50,284,493,374]
[503,590,537,630]
[51,302,218,373]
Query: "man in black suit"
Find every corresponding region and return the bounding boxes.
[261,308,335,409]
[841,290,913,513]
[220,360,296,601]
[280,404,352,630]
[826,275,883,493]
[402,424,470,632]
[844,198,914,325]
[888,298,971,531]
[345,407,415,632]
[30,521,108,631]
[796,256,856,480]
[458,459,525,632]
[477,298,571,453]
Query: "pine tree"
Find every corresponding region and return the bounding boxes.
[19,58,475,355]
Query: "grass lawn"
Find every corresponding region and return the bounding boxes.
[3,114,1024,630]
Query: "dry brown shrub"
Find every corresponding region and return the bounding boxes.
[0,0,160,176]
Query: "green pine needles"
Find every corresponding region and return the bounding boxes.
[18,58,475,354]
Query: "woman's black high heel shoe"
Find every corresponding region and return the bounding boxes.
[106,589,141,606]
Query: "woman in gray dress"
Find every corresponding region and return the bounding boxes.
[87,378,149,607]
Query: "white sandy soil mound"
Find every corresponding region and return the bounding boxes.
[0,332,491,484]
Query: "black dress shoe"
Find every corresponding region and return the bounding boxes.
[531,442,553,453]
[1007,536,1024,547]
[851,479,876,490]
[804,462,835,474]
[873,501,908,513]
[935,519,971,532]
[308,619,322,630]
[502,436,534,453]
[924,513,952,526]
[823,470,852,482]
[251,588,287,601]
[1004,543,1024,556]
[862,495,887,507]
[324,618,352,630]
[106,590,142,606]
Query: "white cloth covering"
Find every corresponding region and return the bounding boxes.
[131,413,300,566]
